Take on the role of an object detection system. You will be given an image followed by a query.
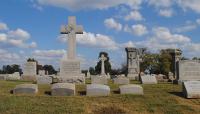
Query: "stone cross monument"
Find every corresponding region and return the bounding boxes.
[100,54,107,76]
[61,16,83,59]
[59,16,85,83]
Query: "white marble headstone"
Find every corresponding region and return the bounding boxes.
[183,81,200,98]
[23,62,37,76]
[141,75,157,84]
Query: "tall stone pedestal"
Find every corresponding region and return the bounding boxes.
[60,59,85,84]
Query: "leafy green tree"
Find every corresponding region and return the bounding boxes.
[43,65,57,75]
[89,67,96,75]
[95,52,111,74]
[1,64,21,74]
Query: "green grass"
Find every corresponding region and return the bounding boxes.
[0,80,200,114]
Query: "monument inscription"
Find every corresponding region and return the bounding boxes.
[178,60,200,82]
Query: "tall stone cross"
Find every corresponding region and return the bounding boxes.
[100,54,107,75]
[60,16,83,60]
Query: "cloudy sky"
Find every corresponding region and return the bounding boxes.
[0,0,200,70]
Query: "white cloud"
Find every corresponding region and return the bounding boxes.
[148,0,173,8]
[152,27,191,44]
[29,42,37,48]
[36,0,143,11]
[121,41,135,48]
[177,0,200,13]
[0,22,9,30]
[33,49,66,57]
[174,24,197,33]
[196,19,200,25]
[159,9,174,17]
[8,28,30,40]
[124,24,148,36]
[125,10,144,21]
[0,33,7,42]
[0,22,37,49]
[104,18,122,31]
[59,32,119,50]
[0,49,21,62]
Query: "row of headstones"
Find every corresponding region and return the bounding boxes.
[91,75,158,85]
[12,83,144,96]
[0,72,21,81]
[12,81,200,98]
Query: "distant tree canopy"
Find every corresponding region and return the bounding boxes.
[95,52,111,74]
[140,49,172,76]
[27,58,37,62]
[43,65,57,75]
[0,64,21,74]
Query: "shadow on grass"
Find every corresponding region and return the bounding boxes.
[169,92,184,98]
[45,91,51,96]
[10,90,13,94]
[78,91,86,96]
[113,89,120,94]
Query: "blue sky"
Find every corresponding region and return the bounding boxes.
[0,0,200,70]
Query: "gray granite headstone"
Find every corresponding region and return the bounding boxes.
[114,77,130,85]
[178,60,200,83]
[141,75,157,84]
[51,83,75,96]
[87,84,110,96]
[183,81,200,98]
[13,84,38,94]
[91,76,108,85]
[120,84,143,95]
[36,76,52,84]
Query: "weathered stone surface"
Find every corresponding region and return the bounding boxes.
[21,75,36,81]
[91,76,108,85]
[141,75,157,84]
[13,84,38,94]
[178,60,200,83]
[6,72,20,80]
[183,81,200,98]
[36,76,52,84]
[114,77,130,85]
[120,84,143,95]
[0,74,7,80]
[23,62,37,76]
[87,84,110,96]
[51,83,75,96]
[58,75,85,84]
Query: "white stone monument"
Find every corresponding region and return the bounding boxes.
[100,54,107,76]
[22,61,37,81]
[183,81,200,98]
[60,16,85,83]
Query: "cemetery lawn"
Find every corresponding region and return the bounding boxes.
[0,80,200,114]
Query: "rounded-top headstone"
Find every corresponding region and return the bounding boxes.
[120,84,143,95]
[87,84,110,96]
[13,84,38,94]
[51,83,75,96]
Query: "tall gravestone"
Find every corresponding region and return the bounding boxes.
[22,62,37,81]
[59,16,85,83]
[125,47,145,80]
[168,49,182,80]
